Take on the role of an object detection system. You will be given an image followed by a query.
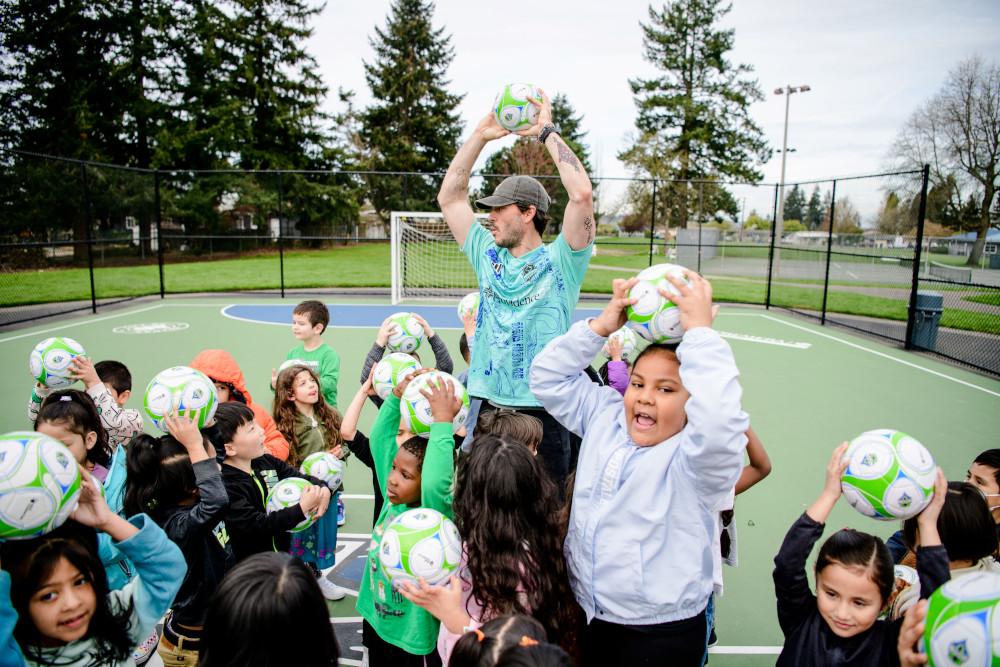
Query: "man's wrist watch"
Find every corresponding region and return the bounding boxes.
[538,123,560,144]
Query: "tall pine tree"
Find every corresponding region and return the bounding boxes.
[805,186,823,230]
[783,185,805,223]
[619,0,770,230]
[479,93,592,233]
[361,0,463,222]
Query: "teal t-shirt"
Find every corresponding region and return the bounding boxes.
[461,222,592,407]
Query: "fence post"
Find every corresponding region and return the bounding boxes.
[765,183,779,309]
[904,164,931,349]
[647,179,657,266]
[79,163,97,314]
[696,181,704,273]
[277,172,285,298]
[154,170,164,298]
[820,179,838,324]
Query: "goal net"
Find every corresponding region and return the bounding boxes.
[390,211,489,304]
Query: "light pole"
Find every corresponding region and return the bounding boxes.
[773,84,810,275]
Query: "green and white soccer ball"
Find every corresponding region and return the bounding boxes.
[0,431,82,540]
[840,429,936,521]
[493,83,541,132]
[379,507,462,588]
[457,292,480,322]
[372,353,420,400]
[602,326,639,360]
[400,370,470,437]
[386,312,425,354]
[29,337,86,389]
[143,366,219,433]
[625,263,691,344]
[300,452,343,491]
[922,571,1000,667]
[265,477,317,533]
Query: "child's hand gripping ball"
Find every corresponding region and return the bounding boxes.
[372,353,420,400]
[300,452,343,491]
[144,366,219,433]
[265,477,318,532]
[625,263,693,343]
[386,312,425,354]
[29,337,86,389]
[0,431,82,539]
[379,507,462,588]
[840,429,936,521]
[400,371,470,437]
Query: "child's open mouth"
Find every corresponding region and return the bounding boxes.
[633,411,656,430]
[60,612,88,630]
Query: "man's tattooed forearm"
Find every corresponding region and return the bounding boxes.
[450,167,470,194]
[555,139,582,173]
[583,215,594,243]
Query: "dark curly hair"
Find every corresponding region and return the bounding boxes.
[454,436,581,658]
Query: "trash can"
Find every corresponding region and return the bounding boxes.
[989,253,1000,270]
[911,291,944,350]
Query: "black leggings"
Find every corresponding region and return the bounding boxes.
[582,610,708,667]
[362,621,442,667]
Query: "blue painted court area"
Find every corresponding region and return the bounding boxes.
[222,302,604,328]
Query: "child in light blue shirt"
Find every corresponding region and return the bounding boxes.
[530,272,749,667]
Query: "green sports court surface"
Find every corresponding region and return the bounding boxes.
[1,296,998,666]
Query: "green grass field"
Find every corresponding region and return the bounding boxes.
[1,298,997,666]
[3,240,998,335]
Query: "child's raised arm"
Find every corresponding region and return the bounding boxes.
[805,442,849,524]
[419,378,461,513]
[163,413,229,532]
[530,278,637,437]
[670,271,749,503]
[413,313,454,375]
[341,369,375,442]
[359,317,394,384]
[735,426,773,495]
[914,469,950,600]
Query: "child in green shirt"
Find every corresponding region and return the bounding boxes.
[357,370,461,666]
[273,300,340,409]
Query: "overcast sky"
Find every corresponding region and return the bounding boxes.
[308,0,1000,224]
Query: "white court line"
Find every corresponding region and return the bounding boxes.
[719,331,811,349]
[0,304,165,343]
[341,493,375,500]
[708,646,782,655]
[759,314,1000,398]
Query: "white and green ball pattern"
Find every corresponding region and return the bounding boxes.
[372,353,420,400]
[265,477,317,533]
[922,571,1000,667]
[143,366,219,432]
[379,507,462,587]
[386,312,425,354]
[29,337,85,389]
[493,83,541,132]
[0,431,82,540]
[625,263,690,344]
[400,371,470,437]
[602,326,639,360]
[300,452,343,491]
[457,292,480,322]
[840,429,936,521]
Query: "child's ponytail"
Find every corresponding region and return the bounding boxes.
[123,434,196,519]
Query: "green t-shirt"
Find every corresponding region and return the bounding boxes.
[286,342,340,409]
[355,395,455,656]
[461,222,592,407]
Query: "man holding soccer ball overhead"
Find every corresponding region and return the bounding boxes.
[437,87,594,488]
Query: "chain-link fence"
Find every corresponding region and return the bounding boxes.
[2,152,997,377]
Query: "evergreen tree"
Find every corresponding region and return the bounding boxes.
[783,185,805,222]
[619,0,770,229]
[480,93,592,234]
[805,186,823,230]
[361,0,464,222]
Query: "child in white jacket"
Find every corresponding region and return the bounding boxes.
[530,272,748,667]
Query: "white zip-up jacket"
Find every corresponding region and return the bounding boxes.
[530,320,748,624]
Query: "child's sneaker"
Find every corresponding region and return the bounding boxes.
[317,574,347,601]
[337,496,346,526]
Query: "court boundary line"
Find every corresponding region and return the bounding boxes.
[759,314,1000,398]
[0,304,166,343]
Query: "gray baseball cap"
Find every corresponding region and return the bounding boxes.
[475,175,551,213]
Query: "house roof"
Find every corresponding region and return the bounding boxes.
[949,229,1000,242]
